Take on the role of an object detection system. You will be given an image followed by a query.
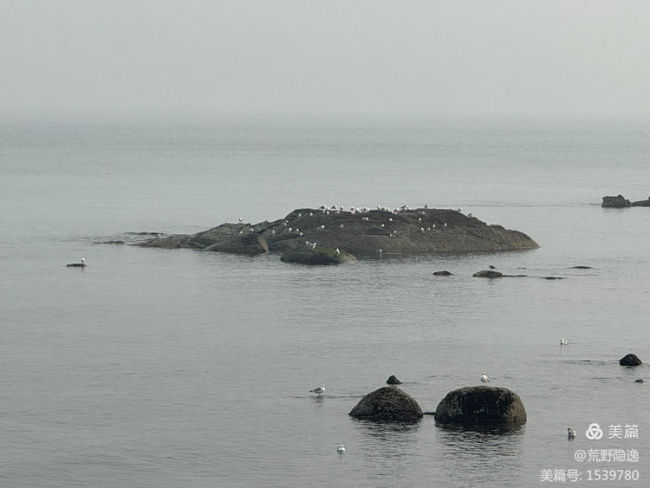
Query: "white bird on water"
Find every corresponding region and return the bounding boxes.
[560,338,568,346]
[567,428,576,440]
[480,373,489,384]
[337,444,346,454]
[310,385,326,395]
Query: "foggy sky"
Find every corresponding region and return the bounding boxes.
[2,0,650,118]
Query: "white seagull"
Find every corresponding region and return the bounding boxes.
[560,338,568,346]
[480,373,489,384]
[337,444,346,453]
[310,384,326,395]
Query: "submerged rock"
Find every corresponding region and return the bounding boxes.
[619,354,643,366]
[386,375,402,385]
[349,386,422,422]
[433,270,454,276]
[473,270,504,278]
[602,195,631,208]
[434,386,527,428]
[635,379,644,383]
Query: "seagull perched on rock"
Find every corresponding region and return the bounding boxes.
[567,428,576,440]
[310,385,326,395]
[480,373,489,384]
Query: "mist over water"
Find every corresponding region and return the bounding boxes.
[1,117,649,487]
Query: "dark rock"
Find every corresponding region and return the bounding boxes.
[138,234,191,249]
[280,246,355,265]
[433,270,454,276]
[488,265,496,270]
[619,354,643,366]
[138,207,538,258]
[434,386,527,428]
[473,270,504,278]
[543,276,565,280]
[571,266,592,269]
[66,263,86,268]
[204,232,268,255]
[386,375,402,385]
[349,386,423,422]
[631,198,650,207]
[103,240,125,245]
[635,379,644,383]
[602,195,631,208]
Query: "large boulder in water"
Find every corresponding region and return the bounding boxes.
[619,353,643,366]
[602,195,631,208]
[434,386,527,428]
[349,386,423,421]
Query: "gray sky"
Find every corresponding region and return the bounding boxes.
[2,0,649,118]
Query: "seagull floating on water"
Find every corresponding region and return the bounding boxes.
[567,428,576,440]
[337,444,346,453]
[310,385,326,395]
[480,373,489,384]
[560,338,568,346]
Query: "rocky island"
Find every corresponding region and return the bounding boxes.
[138,206,538,263]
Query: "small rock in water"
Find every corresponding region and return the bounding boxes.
[386,375,402,385]
[634,379,644,383]
[433,270,453,276]
[619,354,643,366]
[473,270,503,279]
[571,265,593,269]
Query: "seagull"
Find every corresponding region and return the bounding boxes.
[238,217,244,223]
[480,373,489,383]
[337,444,346,454]
[488,265,496,270]
[335,248,340,255]
[567,428,576,440]
[310,385,326,395]
[560,338,568,346]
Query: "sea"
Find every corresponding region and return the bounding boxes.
[1,115,649,487]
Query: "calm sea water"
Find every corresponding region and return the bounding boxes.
[1,116,649,487]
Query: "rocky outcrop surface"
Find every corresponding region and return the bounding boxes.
[280,246,355,265]
[349,386,423,421]
[138,207,538,259]
[619,354,643,366]
[602,195,631,208]
[434,386,527,428]
[632,197,650,207]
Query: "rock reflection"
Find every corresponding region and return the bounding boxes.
[435,424,525,486]
[351,419,421,483]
